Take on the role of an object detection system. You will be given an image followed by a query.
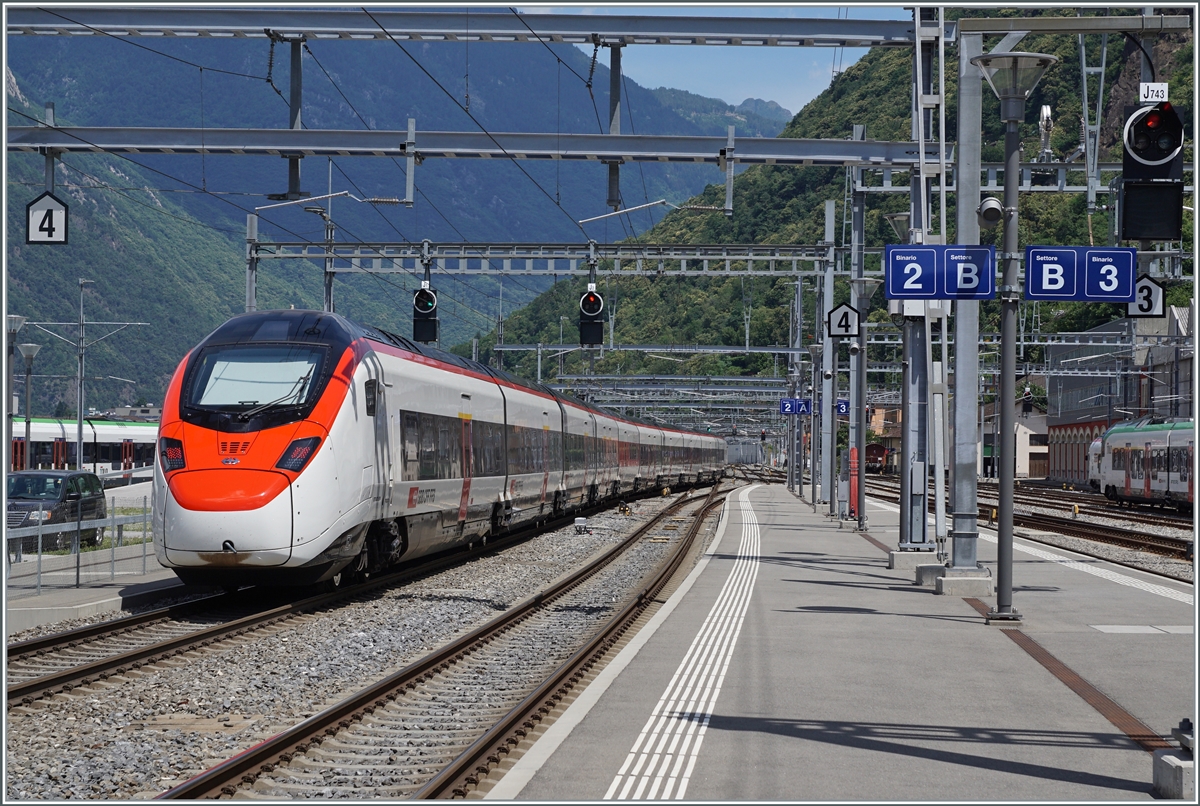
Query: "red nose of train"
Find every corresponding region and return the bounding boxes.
[168,469,290,511]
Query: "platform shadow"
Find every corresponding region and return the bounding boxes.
[691,715,1147,793]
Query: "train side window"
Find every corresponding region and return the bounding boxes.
[418,413,438,481]
[364,379,377,417]
[402,413,420,481]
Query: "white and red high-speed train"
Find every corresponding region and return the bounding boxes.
[152,310,727,587]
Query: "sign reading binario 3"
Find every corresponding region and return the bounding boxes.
[884,245,995,300]
[1024,246,1137,301]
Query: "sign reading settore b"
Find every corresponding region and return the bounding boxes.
[885,244,995,300]
[1024,247,1136,302]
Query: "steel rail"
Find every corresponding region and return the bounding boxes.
[6,495,635,705]
[863,480,1192,560]
[157,485,721,800]
[413,485,727,799]
[6,592,230,660]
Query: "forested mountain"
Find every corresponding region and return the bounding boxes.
[467,9,1194,386]
[5,23,794,414]
[649,88,790,138]
[5,9,1194,418]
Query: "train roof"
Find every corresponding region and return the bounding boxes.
[1103,417,1194,437]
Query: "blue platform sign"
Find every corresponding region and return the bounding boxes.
[1025,246,1136,301]
[836,399,850,415]
[780,398,797,415]
[885,244,995,300]
[795,398,812,415]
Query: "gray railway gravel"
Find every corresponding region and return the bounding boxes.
[1010,526,1194,582]
[4,498,675,800]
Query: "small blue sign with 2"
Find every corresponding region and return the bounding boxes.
[885,244,995,300]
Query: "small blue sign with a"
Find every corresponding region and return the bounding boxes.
[885,245,995,300]
[1025,246,1136,301]
[781,398,812,415]
[836,400,850,415]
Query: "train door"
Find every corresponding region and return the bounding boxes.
[53,438,67,470]
[540,410,550,508]
[1123,443,1132,497]
[1189,441,1194,505]
[362,359,391,519]
[1144,441,1153,500]
[458,394,472,524]
[11,438,24,471]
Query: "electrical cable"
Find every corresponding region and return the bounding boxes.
[360,6,588,237]
[302,41,543,305]
[507,7,607,135]
[1121,32,1157,81]
[36,9,272,81]
[54,158,244,234]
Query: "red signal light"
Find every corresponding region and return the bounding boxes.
[1145,111,1162,129]
[579,291,604,317]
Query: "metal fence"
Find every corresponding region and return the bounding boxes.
[5,496,152,599]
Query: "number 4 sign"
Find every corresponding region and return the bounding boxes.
[826,303,860,338]
[1128,274,1165,318]
[26,192,69,244]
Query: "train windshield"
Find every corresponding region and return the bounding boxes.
[188,345,325,412]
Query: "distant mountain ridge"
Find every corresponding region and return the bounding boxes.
[736,98,792,123]
[648,87,792,138]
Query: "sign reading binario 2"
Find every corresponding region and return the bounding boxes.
[1024,246,1137,301]
[884,245,995,300]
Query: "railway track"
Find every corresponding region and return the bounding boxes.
[866,477,1192,531]
[158,483,729,799]
[976,479,1193,528]
[5,489,686,707]
[864,479,1192,561]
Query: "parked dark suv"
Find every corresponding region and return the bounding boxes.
[6,470,108,550]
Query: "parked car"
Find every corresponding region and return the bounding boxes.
[6,470,107,550]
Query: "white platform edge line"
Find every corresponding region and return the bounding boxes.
[484,484,758,800]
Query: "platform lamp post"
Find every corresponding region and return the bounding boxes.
[18,343,41,469]
[807,343,823,506]
[7,314,27,470]
[970,51,1058,623]
[850,277,882,530]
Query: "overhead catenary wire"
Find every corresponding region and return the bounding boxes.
[301,40,545,306]
[37,8,271,82]
[9,106,496,332]
[360,6,588,238]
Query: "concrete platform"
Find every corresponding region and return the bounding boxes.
[489,484,1195,801]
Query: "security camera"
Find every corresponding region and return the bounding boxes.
[977,196,1003,229]
[823,370,834,380]
[848,342,861,356]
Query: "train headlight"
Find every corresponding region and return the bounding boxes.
[159,437,186,471]
[275,437,322,472]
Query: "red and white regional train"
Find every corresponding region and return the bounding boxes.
[152,310,727,588]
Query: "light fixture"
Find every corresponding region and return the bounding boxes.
[883,211,911,243]
[970,52,1059,122]
[977,196,1004,229]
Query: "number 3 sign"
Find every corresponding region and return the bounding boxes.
[1128,274,1165,318]
[26,192,69,244]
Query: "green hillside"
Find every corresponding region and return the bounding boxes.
[462,10,1194,385]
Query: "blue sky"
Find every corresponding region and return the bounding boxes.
[516,5,912,115]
